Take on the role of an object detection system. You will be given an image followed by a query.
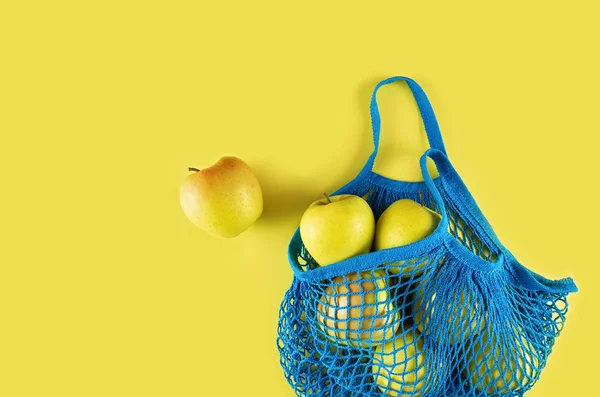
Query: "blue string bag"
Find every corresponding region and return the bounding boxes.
[277,77,577,397]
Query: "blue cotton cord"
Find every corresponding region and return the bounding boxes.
[277,76,577,397]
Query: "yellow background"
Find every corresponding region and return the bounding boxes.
[0,1,597,396]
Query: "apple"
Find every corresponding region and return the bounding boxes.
[465,328,539,394]
[374,199,441,276]
[316,270,400,347]
[180,156,263,238]
[371,329,429,397]
[300,194,375,266]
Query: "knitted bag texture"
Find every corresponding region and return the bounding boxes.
[277,76,577,397]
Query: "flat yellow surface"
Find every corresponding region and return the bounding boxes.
[0,1,598,396]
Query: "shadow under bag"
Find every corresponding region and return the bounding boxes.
[277,76,577,397]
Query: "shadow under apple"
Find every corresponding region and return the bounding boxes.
[250,162,321,226]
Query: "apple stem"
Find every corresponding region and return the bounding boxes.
[419,191,424,207]
[323,192,332,203]
[188,167,200,172]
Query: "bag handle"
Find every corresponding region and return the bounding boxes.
[419,148,449,221]
[420,147,499,242]
[369,76,447,163]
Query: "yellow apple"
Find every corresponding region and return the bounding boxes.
[300,194,375,266]
[180,156,263,238]
[412,280,484,344]
[316,270,400,347]
[466,329,539,394]
[372,330,429,397]
[374,199,441,276]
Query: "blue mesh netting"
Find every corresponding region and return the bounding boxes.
[276,77,577,397]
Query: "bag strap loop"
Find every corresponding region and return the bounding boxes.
[369,76,447,163]
[420,148,449,221]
